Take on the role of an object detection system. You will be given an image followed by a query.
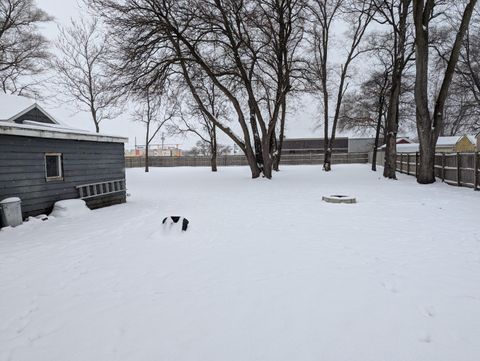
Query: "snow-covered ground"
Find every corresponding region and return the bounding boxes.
[1,165,480,361]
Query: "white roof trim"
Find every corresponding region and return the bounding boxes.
[0,122,128,143]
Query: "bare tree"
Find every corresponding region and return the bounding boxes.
[307,0,376,171]
[171,83,229,172]
[340,68,390,170]
[370,0,415,179]
[444,7,480,135]
[412,0,477,184]
[168,51,232,172]
[0,0,52,95]
[188,140,232,157]
[133,88,176,173]
[52,16,119,133]
[92,0,305,179]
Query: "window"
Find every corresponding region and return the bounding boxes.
[45,153,63,181]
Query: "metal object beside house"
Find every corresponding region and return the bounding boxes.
[0,197,23,227]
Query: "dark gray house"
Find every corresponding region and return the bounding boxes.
[0,94,128,224]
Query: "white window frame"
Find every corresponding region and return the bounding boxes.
[45,153,63,181]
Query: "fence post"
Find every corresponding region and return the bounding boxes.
[475,152,479,191]
[415,152,419,178]
[457,152,461,186]
[407,153,410,175]
[400,153,404,173]
[442,153,446,182]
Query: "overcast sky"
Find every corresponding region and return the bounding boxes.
[35,0,336,150]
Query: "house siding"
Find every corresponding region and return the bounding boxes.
[455,137,476,153]
[13,107,54,124]
[0,134,126,223]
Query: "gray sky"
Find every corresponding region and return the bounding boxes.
[35,0,340,150]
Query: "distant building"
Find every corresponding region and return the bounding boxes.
[348,137,411,153]
[126,144,183,157]
[281,137,349,154]
[477,133,480,151]
[0,93,127,224]
[436,135,476,153]
[281,137,412,154]
[378,135,476,155]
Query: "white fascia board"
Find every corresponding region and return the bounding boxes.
[0,124,128,143]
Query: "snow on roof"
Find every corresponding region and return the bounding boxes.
[0,93,58,124]
[436,135,476,147]
[436,136,462,146]
[395,143,419,153]
[0,121,128,144]
[379,143,420,152]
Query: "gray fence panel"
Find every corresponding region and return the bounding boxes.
[125,153,369,169]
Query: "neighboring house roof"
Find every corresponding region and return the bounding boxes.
[436,135,476,147]
[397,138,412,144]
[394,143,420,153]
[0,120,128,144]
[379,142,418,151]
[380,135,477,153]
[0,93,58,124]
[436,136,462,147]
[0,93,127,143]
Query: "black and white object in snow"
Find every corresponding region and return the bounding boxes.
[162,216,189,232]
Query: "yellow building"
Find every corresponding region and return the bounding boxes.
[436,135,476,153]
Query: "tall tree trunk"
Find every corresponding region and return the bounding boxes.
[383,74,402,178]
[372,94,385,172]
[248,97,263,171]
[210,149,217,172]
[145,123,150,173]
[383,0,410,179]
[262,140,274,179]
[92,107,100,133]
[413,0,477,184]
[273,98,287,171]
[323,148,332,171]
[210,124,217,172]
[246,149,262,178]
[322,83,330,172]
[416,126,436,183]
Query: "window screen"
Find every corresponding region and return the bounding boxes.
[45,154,63,179]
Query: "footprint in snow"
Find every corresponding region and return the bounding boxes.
[423,305,436,318]
[381,280,398,293]
[419,331,432,343]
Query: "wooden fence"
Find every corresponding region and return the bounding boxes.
[125,152,369,169]
[397,152,479,191]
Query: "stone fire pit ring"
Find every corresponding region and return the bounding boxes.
[322,195,357,204]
